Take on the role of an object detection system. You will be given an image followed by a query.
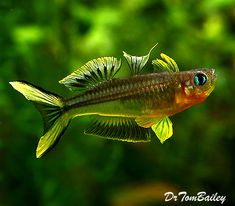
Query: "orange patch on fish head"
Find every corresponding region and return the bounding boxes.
[176,69,217,107]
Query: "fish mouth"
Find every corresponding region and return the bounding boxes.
[211,69,217,82]
[206,68,217,96]
[211,69,217,89]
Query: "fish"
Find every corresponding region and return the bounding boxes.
[9,45,217,158]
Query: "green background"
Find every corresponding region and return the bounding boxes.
[1,0,235,205]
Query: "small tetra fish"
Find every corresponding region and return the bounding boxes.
[10,45,216,158]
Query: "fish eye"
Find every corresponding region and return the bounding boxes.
[194,73,207,86]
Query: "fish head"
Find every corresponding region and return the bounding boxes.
[178,68,217,105]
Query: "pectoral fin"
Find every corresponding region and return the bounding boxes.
[152,53,179,73]
[151,116,173,143]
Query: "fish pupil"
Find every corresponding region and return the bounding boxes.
[194,73,207,86]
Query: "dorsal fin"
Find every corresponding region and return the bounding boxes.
[152,53,179,73]
[59,57,122,91]
[123,44,157,75]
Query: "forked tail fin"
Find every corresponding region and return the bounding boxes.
[10,81,71,158]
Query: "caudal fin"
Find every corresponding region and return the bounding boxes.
[10,81,71,158]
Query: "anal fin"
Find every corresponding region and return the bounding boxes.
[85,116,152,142]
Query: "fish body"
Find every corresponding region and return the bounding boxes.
[10,45,216,158]
[66,70,215,119]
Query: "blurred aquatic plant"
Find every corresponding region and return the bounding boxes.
[1,0,235,205]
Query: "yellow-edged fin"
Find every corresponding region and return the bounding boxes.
[59,57,122,91]
[9,81,62,106]
[9,81,71,158]
[152,53,179,72]
[123,44,157,75]
[85,116,152,142]
[151,117,173,143]
[36,115,70,158]
[135,116,162,128]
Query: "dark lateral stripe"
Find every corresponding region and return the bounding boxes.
[67,73,174,107]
